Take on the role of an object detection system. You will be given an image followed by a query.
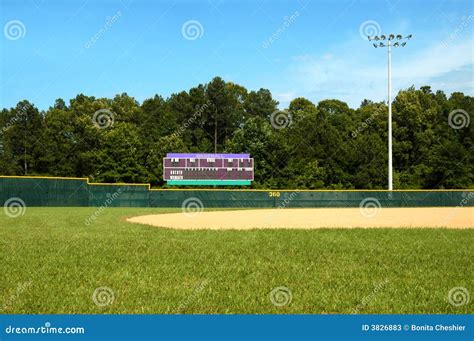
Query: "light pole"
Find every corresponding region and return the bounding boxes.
[368,34,412,190]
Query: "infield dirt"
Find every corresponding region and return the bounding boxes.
[126,207,474,230]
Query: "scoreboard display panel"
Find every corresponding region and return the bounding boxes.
[163,153,254,186]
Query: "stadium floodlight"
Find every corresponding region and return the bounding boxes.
[373,43,378,48]
[369,33,413,190]
[380,35,386,40]
[374,36,380,41]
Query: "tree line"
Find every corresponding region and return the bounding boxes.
[0,77,472,189]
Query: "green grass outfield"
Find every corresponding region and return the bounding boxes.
[1,207,472,314]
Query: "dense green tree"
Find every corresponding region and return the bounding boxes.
[40,104,77,176]
[140,95,178,146]
[93,122,147,183]
[0,80,472,189]
[204,77,241,152]
[244,88,278,119]
[146,134,189,186]
[1,101,44,175]
[226,116,275,187]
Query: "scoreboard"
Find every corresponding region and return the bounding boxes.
[163,153,254,186]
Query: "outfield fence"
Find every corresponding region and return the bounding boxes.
[0,176,473,208]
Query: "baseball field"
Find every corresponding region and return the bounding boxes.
[1,206,472,314]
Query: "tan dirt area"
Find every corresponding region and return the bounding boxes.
[126,207,474,230]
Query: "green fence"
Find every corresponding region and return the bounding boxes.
[89,184,149,207]
[0,177,473,208]
[0,177,89,206]
[149,189,474,208]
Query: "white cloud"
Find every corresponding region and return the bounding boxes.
[395,40,473,79]
[275,91,296,103]
[282,38,473,107]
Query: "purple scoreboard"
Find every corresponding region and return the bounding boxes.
[163,153,254,186]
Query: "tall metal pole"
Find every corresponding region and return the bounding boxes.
[387,41,393,191]
[367,33,412,191]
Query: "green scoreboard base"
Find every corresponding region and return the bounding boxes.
[166,180,251,186]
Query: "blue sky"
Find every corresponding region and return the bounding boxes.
[1,0,473,110]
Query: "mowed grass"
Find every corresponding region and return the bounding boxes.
[0,207,472,314]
